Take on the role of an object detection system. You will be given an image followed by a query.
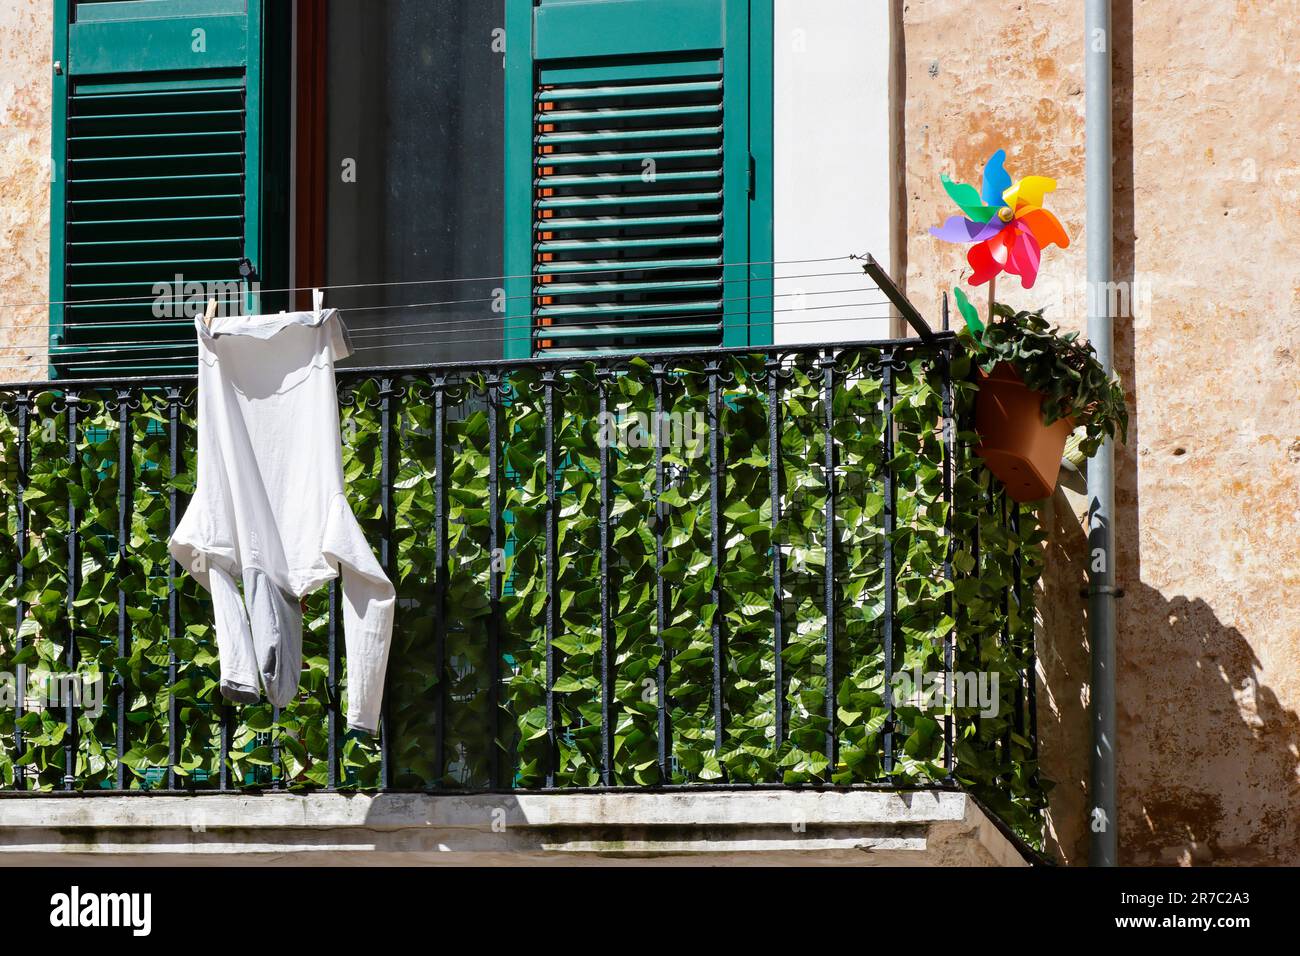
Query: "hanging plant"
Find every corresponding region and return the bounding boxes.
[931,149,1127,500]
[975,304,1128,458]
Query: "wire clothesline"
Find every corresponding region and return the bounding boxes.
[0,307,904,371]
[0,254,873,311]
[40,270,873,332]
[0,283,890,353]
[0,307,895,364]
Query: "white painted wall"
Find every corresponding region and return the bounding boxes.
[773,0,894,344]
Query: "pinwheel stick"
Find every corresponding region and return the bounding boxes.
[987,275,996,321]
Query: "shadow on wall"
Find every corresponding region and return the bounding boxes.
[1035,487,1300,866]
[1106,0,1299,867]
[1033,486,1090,866]
[1121,584,1300,865]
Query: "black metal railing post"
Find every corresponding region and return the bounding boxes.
[941,345,955,777]
[705,360,725,766]
[165,386,182,791]
[430,374,449,787]
[326,578,340,789]
[113,389,135,791]
[12,391,30,790]
[1012,503,1028,751]
[486,371,504,791]
[596,366,615,786]
[63,391,82,790]
[765,357,786,749]
[819,350,838,769]
[998,487,1012,770]
[651,362,672,781]
[541,369,560,787]
[377,377,399,789]
[880,355,897,774]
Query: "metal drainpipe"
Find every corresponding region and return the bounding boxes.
[1086,0,1118,867]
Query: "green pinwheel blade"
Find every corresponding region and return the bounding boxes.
[952,286,985,340]
[941,174,999,223]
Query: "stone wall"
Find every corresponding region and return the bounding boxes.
[901,0,1300,864]
[0,0,51,381]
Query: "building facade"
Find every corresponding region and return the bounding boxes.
[0,0,1296,866]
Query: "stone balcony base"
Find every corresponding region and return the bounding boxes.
[0,788,1033,866]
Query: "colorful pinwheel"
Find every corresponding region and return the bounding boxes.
[930,149,1069,291]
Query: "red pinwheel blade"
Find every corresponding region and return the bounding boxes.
[1006,224,1043,288]
[966,228,1013,286]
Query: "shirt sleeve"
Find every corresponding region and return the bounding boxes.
[321,493,396,734]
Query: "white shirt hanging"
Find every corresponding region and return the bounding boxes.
[169,295,395,733]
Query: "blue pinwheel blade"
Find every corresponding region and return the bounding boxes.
[980,149,1012,207]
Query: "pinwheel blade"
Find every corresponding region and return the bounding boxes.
[980,149,1012,207]
[1002,175,1057,213]
[966,233,1008,286]
[929,215,1006,243]
[1006,224,1043,288]
[942,174,999,222]
[1016,206,1070,250]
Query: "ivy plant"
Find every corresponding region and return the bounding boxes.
[0,346,1050,843]
[974,304,1129,457]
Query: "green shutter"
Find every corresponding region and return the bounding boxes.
[504,0,772,358]
[50,0,289,377]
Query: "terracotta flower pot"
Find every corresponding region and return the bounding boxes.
[975,363,1074,503]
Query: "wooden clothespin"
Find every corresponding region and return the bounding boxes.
[203,297,218,328]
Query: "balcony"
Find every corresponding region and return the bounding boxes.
[0,335,1044,864]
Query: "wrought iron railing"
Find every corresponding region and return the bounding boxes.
[0,336,1043,829]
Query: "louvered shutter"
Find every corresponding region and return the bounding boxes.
[504,0,770,358]
[50,0,289,376]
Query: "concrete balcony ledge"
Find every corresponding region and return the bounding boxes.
[0,788,1033,866]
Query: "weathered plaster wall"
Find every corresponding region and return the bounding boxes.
[0,0,51,380]
[903,0,1300,864]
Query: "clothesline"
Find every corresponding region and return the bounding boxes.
[39,270,873,332]
[0,254,873,311]
[0,285,894,354]
[0,309,904,371]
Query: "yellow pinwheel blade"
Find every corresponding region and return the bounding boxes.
[1002,175,1057,213]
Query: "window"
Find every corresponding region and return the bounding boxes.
[50,0,290,377]
[309,0,507,367]
[50,1,903,373]
[503,0,773,358]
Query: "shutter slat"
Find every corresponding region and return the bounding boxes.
[540,278,720,296]
[538,300,721,318]
[538,322,722,341]
[539,103,721,122]
[535,256,723,276]
[537,190,722,210]
[535,79,722,101]
[541,213,721,230]
[536,235,721,254]
[535,147,722,167]
[537,125,722,146]
[537,170,720,187]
